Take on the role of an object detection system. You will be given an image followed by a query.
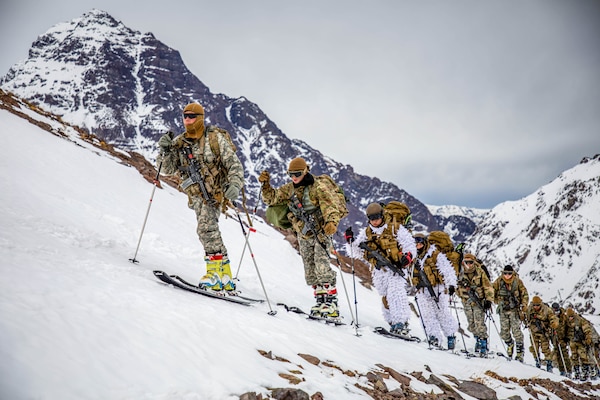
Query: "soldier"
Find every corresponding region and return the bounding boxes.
[259,158,346,318]
[551,302,573,377]
[410,233,458,349]
[566,307,597,381]
[157,102,244,291]
[456,253,494,357]
[492,265,529,362]
[526,296,559,371]
[344,202,416,335]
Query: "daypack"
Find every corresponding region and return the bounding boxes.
[265,174,348,229]
[382,201,412,230]
[428,230,461,272]
[204,125,236,158]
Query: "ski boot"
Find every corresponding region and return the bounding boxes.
[580,365,590,381]
[447,335,456,350]
[591,366,599,381]
[478,338,488,357]
[310,285,327,316]
[535,358,541,369]
[506,340,515,359]
[319,283,339,318]
[546,360,553,373]
[218,256,236,291]
[199,254,224,291]
[390,322,409,335]
[573,365,581,380]
[474,336,480,353]
[428,336,439,347]
[515,342,524,363]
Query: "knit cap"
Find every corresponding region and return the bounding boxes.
[531,296,542,305]
[288,157,308,172]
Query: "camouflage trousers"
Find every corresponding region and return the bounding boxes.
[571,341,593,367]
[552,339,572,373]
[529,332,553,360]
[298,234,336,287]
[462,299,488,339]
[498,308,524,344]
[189,196,227,256]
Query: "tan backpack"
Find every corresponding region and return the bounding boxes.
[428,230,461,272]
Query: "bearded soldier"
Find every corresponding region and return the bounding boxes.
[492,265,529,362]
[157,102,244,291]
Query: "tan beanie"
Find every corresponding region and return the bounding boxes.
[532,296,542,305]
[463,253,476,262]
[288,157,308,172]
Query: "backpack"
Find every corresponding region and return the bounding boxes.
[454,242,491,279]
[428,231,461,272]
[204,125,236,158]
[381,201,412,230]
[265,174,348,229]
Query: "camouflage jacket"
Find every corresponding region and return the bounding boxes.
[567,313,594,344]
[158,127,244,206]
[492,275,529,312]
[456,263,494,305]
[526,303,559,335]
[261,173,343,239]
[554,308,570,342]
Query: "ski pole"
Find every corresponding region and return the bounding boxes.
[234,186,261,280]
[552,333,568,374]
[451,296,469,354]
[487,310,508,356]
[345,237,360,335]
[329,237,357,329]
[231,203,276,316]
[414,292,432,350]
[129,162,162,264]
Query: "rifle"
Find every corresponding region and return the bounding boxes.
[467,287,485,309]
[179,145,217,206]
[288,192,328,250]
[413,260,439,304]
[358,242,405,277]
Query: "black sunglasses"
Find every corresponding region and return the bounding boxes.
[464,260,474,265]
[368,212,383,221]
[183,113,200,119]
[414,236,426,244]
[288,171,304,178]
[503,272,513,276]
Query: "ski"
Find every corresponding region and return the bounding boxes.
[277,303,345,326]
[373,327,422,342]
[171,274,264,303]
[153,270,253,306]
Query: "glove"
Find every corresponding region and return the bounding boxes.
[258,170,270,185]
[399,251,413,268]
[585,337,592,345]
[448,285,455,296]
[324,221,337,236]
[224,183,240,201]
[344,227,355,243]
[484,300,492,310]
[158,131,174,153]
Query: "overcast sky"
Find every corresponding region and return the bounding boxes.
[2,1,599,209]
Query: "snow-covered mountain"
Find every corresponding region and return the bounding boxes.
[2,78,599,400]
[0,9,445,245]
[427,205,490,243]
[469,155,600,314]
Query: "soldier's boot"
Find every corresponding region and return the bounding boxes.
[591,365,599,380]
[546,360,553,373]
[515,342,524,363]
[535,358,541,369]
[478,338,488,357]
[580,365,589,381]
[447,335,456,350]
[506,340,515,359]
[199,254,224,291]
[474,336,481,352]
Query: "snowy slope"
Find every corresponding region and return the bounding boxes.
[1,103,598,399]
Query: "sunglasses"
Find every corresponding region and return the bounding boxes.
[368,212,383,221]
[183,113,200,119]
[414,236,426,244]
[288,170,304,178]
[503,272,513,276]
[464,260,474,265]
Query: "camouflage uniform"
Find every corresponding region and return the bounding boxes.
[566,308,597,380]
[551,304,572,376]
[159,127,243,255]
[261,160,344,317]
[526,298,559,369]
[158,103,244,291]
[456,254,494,353]
[492,267,529,361]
